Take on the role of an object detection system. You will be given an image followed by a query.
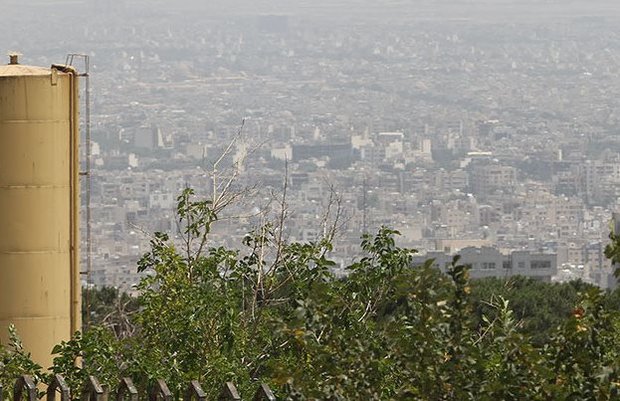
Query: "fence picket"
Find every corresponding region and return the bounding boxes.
[116,378,138,401]
[47,374,71,401]
[6,375,274,401]
[184,380,206,401]
[13,375,37,401]
[81,376,104,401]
[218,383,241,401]
[253,384,276,401]
[148,379,172,401]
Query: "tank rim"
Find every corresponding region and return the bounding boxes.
[0,65,62,77]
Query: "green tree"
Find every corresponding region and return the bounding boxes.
[470,277,594,344]
[5,188,620,400]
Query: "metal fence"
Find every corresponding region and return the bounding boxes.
[1,375,276,401]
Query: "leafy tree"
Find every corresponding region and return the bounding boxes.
[605,226,620,278]
[0,325,45,394]
[82,286,139,335]
[470,277,595,344]
[4,188,620,400]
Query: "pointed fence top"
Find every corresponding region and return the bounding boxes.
[184,380,206,401]
[14,375,37,401]
[218,382,241,401]
[7,375,274,401]
[149,379,172,401]
[253,383,276,401]
[116,378,138,401]
[81,376,104,401]
[47,374,71,401]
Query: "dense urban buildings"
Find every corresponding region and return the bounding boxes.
[4,0,620,291]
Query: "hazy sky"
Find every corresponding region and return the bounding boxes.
[3,0,620,66]
[4,0,620,22]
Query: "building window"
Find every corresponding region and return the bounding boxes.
[503,261,511,269]
[482,262,496,270]
[531,260,551,269]
[518,261,525,269]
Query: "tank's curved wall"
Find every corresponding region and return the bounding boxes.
[0,61,80,369]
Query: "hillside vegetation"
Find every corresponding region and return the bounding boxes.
[3,188,620,400]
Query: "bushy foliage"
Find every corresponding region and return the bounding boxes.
[0,325,45,395]
[4,188,620,400]
[471,277,594,344]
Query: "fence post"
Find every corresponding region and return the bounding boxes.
[253,384,276,401]
[183,381,206,401]
[81,376,105,401]
[13,375,37,401]
[47,374,71,401]
[148,379,172,401]
[116,378,138,401]
[218,383,241,401]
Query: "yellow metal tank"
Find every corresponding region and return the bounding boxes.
[0,54,81,369]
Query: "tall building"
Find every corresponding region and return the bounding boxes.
[469,161,516,198]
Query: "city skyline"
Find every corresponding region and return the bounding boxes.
[3,0,620,290]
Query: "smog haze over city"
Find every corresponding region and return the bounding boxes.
[3,0,620,290]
